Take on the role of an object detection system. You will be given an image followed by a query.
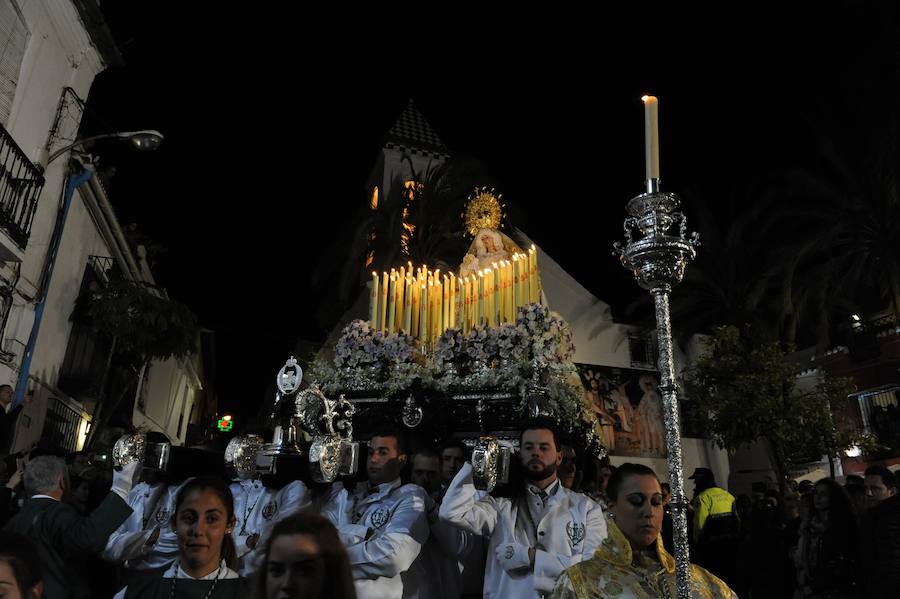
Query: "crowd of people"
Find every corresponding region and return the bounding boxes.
[1,421,898,598]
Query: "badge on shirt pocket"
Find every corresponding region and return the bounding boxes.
[369,507,389,529]
[566,521,585,546]
[155,507,170,525]
[262,500,278,520]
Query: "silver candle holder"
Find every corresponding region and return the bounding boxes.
[614,176,699,599]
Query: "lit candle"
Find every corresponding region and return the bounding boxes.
[520,253,529,305]
[436,277,443,340]
[642,95,660,182]
[463,276,471,333]
[493,263,502,326]
[419,284,427,343]
[387,271,396,334]
[450,273,457,329]
[395,270,405,333]
[443,275,450,332]
[380,272,389,333]
[512,255,520,313]
[370,272,379,328]
[412,279,420,337]
[495,265,502,325]
[403,276,412,333]
[505,261,514,323]
[477,271,484,326]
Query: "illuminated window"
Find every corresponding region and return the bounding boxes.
[370,186,379,210]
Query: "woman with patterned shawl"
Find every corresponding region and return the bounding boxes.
[550,463,737,599]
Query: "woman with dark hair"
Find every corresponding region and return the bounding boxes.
[0,531,43,599]
[550,463,736,598]
[114,476,248,598]
[793,478,860,598]
[252,512,356,599]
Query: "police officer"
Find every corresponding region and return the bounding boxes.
[322,426,428,599]
[439,418,607,598]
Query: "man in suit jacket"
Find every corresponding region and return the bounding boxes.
[3,454,138,599]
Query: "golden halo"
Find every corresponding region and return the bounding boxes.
[463,187,505,236]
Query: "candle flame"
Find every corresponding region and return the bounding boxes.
[641,95,650,102]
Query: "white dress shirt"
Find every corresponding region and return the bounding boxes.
[322,478,428,599]
[102,479,190,572]
[439,462,607,598]
[230,478,310,576]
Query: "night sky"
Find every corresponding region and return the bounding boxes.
[79,4,899,422]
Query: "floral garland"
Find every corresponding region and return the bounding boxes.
[311,304,605,456]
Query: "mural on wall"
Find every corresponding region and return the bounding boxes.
[576,364,665,458]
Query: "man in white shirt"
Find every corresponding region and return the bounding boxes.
[230,474,310,576]
[102,471,188,577]
[403,447,484,599]
[322,427,428,599]
[440,418,607,598]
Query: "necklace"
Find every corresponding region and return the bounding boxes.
[239,485,264,535]
[169,561,223,599]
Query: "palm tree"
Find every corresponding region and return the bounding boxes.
[770,119,900,351]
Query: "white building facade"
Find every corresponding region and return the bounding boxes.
[0,0,202,453]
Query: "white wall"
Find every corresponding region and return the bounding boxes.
[1,0,108,451]
[132,356,200,445]
[10,0,105,292]
[609,438,730,492]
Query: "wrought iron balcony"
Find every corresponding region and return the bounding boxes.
[0,124,44,248]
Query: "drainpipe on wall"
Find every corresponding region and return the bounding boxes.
[12,164,95,408]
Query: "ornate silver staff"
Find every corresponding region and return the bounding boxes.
[614,95,699,599]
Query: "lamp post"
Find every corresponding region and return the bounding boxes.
[13,130,164,410]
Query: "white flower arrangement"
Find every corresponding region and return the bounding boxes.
[309,306,604,457]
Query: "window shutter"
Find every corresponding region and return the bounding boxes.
[0,1,28,126]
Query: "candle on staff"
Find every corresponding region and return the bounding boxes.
[641,95,660,182]
[370,272,379,328]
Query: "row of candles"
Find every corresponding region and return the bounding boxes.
[369,246,543,345]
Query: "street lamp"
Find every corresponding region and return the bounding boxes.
[37,129,164,171]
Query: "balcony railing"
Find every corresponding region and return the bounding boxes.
[0,124,44,248]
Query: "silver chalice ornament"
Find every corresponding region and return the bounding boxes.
[614,176,699,599]
[258,356,358,483]
[225,434,264,480]
[112,432,146,469]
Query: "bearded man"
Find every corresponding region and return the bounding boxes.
[439,418,607,598]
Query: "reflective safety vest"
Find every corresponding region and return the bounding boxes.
[693,486,737,543]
